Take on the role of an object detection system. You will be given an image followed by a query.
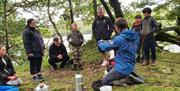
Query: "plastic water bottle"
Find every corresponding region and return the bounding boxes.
[75,73,83,91]
[34,82,48,91]
[100,85,112,91]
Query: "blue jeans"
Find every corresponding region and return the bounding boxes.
[143,38,156,62]
[102,69,127,85]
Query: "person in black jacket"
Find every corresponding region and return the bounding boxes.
[48,37,69,71]
[0,45,22,86]
[92,7,114,67]
[92,7,114,41]
[22,19,45,81]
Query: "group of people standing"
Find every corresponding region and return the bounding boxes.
[93,7,159,86]
[0,6,159,89]
[0,19,84,86]
[93,7,159,66]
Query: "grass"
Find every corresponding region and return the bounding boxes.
[15,40,180,91]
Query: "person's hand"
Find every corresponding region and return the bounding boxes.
[42,49,46,54]
[42,50,45,56]
[57,54,63,59]
[141,35,145,44]
[14,74,17,77]
[8,76,17,80]
[28,53,34,57]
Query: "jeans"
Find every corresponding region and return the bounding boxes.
[29,57,42,75]
[102,69,127,85]
[143,38,156,62]
[48,56,69,69]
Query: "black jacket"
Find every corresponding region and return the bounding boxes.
[0,56,15,84]
[22,27,45,58]
[92,16,114,41]
[49,43,68,61]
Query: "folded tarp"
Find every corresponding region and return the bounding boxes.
[0,86,18,91]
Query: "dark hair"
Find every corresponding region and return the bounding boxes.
[115,18,127,30]
[142,7,152,14]
[53,37,59,42]
[135,15,141,19]
[26,18,34,28]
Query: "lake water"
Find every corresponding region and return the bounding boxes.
[43,34,92,52]
[43,34,180,53]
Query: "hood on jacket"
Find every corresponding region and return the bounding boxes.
[119,29,137,41]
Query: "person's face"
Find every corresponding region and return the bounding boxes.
[54,40,61,46]
[98,9,104,17]
[29,20,37,28]
[0,47,6,57]
[143,12,149,17]
[135,18,141,22]
[115,25,120,33]
[72,24,77,31]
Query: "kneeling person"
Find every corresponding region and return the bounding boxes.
[98,18,138,86]
[48,37,69,71]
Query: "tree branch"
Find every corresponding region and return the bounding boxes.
[93,0,98,19]
[68,0,74,24]
[109,0,124,18]
[156,32,180,46]
[99,0,115,23]
[161,26,180,35]
[7,8,17,16]
[47,0,63,42]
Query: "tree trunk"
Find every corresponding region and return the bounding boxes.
[3,0,9,53]
[68,0,74,24]
[109,0,124,18]
[47,0,63,42]
[99,0,115,23]
[161,26,180,36]
[177,16,180,25]
[156,32,180,46]
[93,0,97,19]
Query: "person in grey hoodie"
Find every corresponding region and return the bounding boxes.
[141,7,159,66]
[67,23,84,47]
[67,23,84,69]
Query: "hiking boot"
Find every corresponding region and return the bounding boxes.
[37,74,44,80]
[101,60,109,67]
[59,65,65,68]
[141,60,149,66]
[50,68,56,72]
[150,61,156,66]
[32,76,39,82]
